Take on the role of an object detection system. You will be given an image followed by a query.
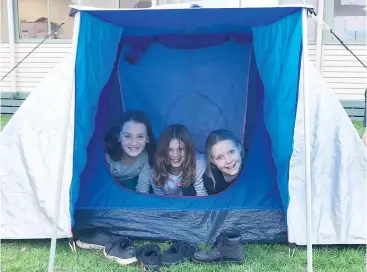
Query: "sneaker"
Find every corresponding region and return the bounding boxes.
[192,228,244,264]
[103,237,138,265]
[75,229,113,250]
[137,244,162,271]
[162,240,198,266]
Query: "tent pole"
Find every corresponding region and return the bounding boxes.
[47,79,73,272]
[302,8,313,272]
[315,0,325,73]
[47,11,79,272]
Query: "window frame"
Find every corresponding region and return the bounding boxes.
[323,0,366,44]
[12,0,74,43]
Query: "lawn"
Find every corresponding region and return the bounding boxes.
[1,239,365,272]
[0,114,12,130]
[0,115,366,272]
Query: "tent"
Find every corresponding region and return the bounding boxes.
[1,1,366,252]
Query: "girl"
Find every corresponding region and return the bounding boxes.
[104,110,156,193]
[204,129,245,195]
[152,124,208,196]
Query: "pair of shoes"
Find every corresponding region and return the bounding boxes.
[75,229,113,250]
[104,237,137,265]
[192,228,244,264]
[137,240,198,270]
[75,230,138,265]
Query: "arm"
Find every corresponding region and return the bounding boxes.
[151,179,167,195]
[105,154,118,177]
[193,154,208,196]
[135,161,152,193]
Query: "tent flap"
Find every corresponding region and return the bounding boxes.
[252,10,302,212]
[70,12,124,224]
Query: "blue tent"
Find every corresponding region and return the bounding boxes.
[71,4,304,244]
[2,2,365,249]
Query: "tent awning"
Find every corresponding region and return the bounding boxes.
[69,4,312,29]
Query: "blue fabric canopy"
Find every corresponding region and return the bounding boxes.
[70,7,304,243]
[81,7,302,29]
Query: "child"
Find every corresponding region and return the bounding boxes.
[152,124,208,196]
[203,129,245,195]
[105,110,156,193]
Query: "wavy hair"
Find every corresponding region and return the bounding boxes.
[104,110,156,167]
[153,124,196,188]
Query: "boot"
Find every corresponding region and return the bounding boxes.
[192,228,244,264]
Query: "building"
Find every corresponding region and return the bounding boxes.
[0,0,366,101]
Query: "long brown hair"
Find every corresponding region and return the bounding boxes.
[153,124,196,188]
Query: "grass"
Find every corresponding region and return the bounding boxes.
[0,115,366,271]
[353,120,365,137]
[1,240,365,272]
[0,114,12,130]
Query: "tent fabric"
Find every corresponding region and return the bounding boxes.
[0,3,365,246]
[252,10,302,212]
[74,25,284,211]
[0,54,76,239]
[70,13,123,224]
[0,14,80,239]
[287,60,367,245]
[81,7,304,29]
[74,74,288,243]
[72,9,298,243]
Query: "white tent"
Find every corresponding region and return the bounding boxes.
[0,2,366,271]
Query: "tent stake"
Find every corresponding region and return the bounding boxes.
[302,8,313,272]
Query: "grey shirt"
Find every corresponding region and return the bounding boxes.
[152,153,208,196]
[106,151,152,193]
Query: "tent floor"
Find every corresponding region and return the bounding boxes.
[73,209,287,244]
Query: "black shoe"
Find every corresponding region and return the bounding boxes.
[103,237,138,265]
[162,240,198,266]
[75,229,113,250]
[137,244,162,271]
[192,228,244,264]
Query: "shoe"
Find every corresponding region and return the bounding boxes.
[192,228,244,264]
[75,229,113,250]
[137,244,162,271]
[103,237,138,265]
[162,240,198,266]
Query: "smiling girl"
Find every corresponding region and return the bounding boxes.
[104,111,156,193]
[152,124,208,196]
[203,129,245,195]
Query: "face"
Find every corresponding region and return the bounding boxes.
[168,138,186,169]
[120,121,149,158]
[210,140,242,176]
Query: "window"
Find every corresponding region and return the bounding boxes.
[15,0,74,40]
[158,0,188,3]
[325,0,366,43]
[119,0,151,8]
[80,0,117,8]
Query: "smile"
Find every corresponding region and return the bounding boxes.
[226,163,236,170]
[171,159,181,163]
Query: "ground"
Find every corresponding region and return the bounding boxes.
[0,115,366,272]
